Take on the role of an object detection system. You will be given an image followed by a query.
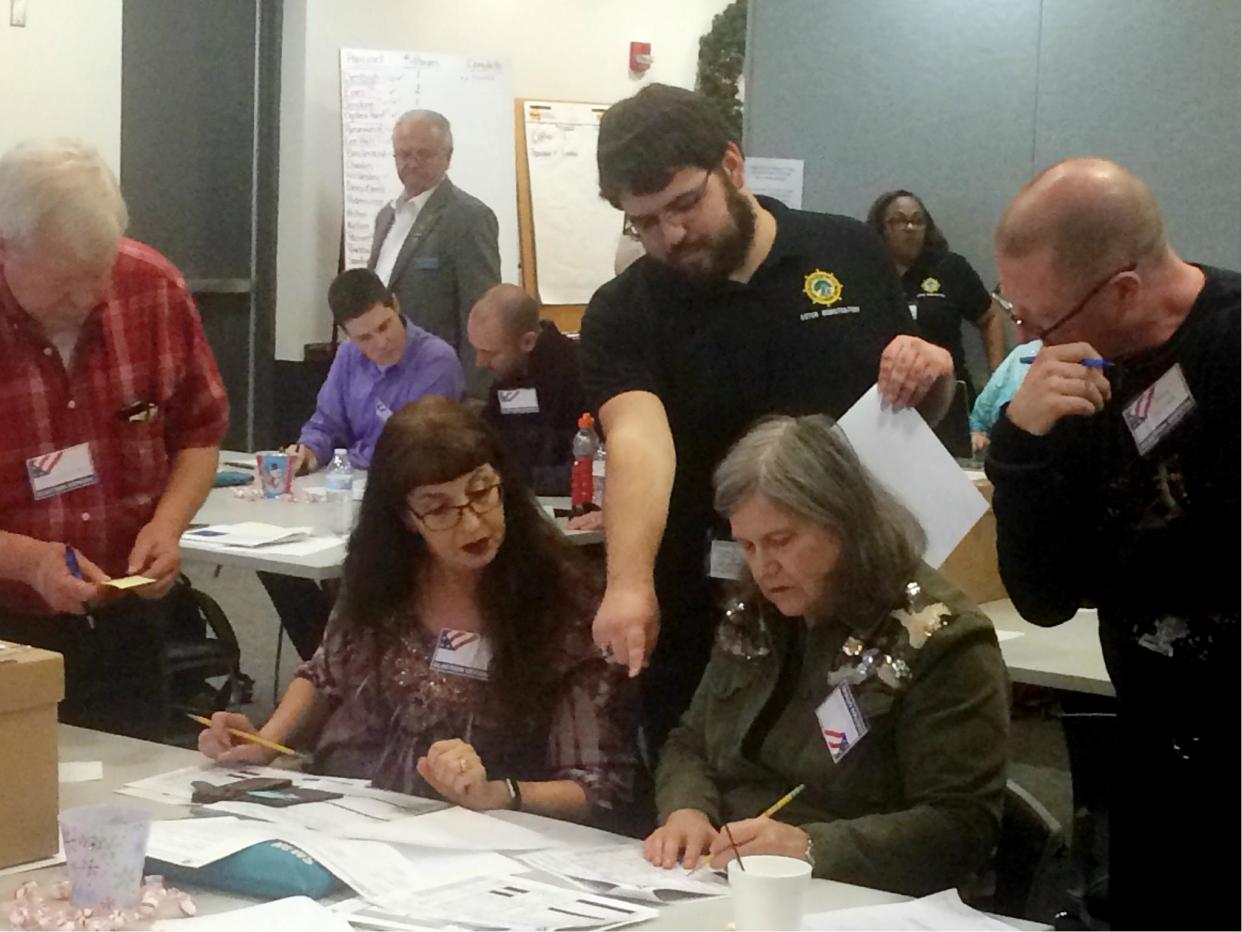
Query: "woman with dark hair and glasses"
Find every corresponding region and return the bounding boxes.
[645,414,1008,896]
[199,397,637,827]
[866,190,1007,396]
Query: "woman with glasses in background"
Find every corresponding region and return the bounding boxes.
[866,190,1007,398]
[199,397,637,828]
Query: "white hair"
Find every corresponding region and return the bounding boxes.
[0,140,128,264]
[394,109,454,152]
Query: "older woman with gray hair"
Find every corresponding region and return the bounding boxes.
[643,413,1009,896]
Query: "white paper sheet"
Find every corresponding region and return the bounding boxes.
[58,760,102,783]
[838,386,989,567]
[524,100,623,305]
[355,806,565,851]
[802,888,1019,930]
[744,157,805,209]
[181,522,312,548]
[340,875,658,930]
[519,844,727,904]
[995,630,1025,642]
[146,817,280,868]
[152,896,354,932]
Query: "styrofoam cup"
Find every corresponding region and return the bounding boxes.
[59,804,152,910]
[728,854,813,931]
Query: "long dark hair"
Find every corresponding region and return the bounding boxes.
[340,396,591,718]
[865,189,949,262]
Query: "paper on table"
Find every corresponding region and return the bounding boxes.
[519,844,727,903]
[58,760,102,783]
[151,896,354,932]
[802,888,1020,930]
[341,875,658,930]
[184,535,343,558]
[995,630,1025,642]
[146,817,280,868]
[839,386,988,567]
[180,522,312,548]
[356,805,564,850]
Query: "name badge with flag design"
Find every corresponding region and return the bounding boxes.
[26,442,98,501]
[430,628,494,681]
[498,388,540,415]
[1122,363,1195,456]
[815,683,869,763]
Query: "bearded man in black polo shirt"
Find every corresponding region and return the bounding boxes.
[579,84,955,753]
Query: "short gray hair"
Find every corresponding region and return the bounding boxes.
[714,414,926,628]
[0,140,128,264]
[394,109,453,153]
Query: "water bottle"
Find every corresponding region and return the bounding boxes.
[591,443,607,509]
[570,413,599,516]
[325,448,354,535]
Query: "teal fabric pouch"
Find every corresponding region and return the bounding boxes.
[147,839,339,899]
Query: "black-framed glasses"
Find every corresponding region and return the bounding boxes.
[996,263,1136,341]
[624,171,713,237]
[410,482,502,531]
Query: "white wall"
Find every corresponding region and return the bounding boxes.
[276,0,732,360]
[0,0,122,173]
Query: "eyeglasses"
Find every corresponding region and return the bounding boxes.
[410,482,502,531]
[625,171,713,237]
[996,263,1136,341]
[884,215,926,230]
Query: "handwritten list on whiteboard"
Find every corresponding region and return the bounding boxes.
[340,49,518,283]
[524,101,624,306]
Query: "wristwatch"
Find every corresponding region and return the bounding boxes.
[504,777,523,811]
[802,832,816,866]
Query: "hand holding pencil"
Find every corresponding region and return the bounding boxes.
[194,711,300,766]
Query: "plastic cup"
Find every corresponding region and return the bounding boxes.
[255,451,292,498]
[59,804,152,910]
[727,854,812,931]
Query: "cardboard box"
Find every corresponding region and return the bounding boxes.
[939,476,1008,605]
[0,642,63,869]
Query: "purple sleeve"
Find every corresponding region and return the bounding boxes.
[299,350,354,466]
[424,346,466,401]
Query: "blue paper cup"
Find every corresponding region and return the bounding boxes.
[60,804,152,910]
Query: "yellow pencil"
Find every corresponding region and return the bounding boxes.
[759,783,806,819]
[186,713,304,759]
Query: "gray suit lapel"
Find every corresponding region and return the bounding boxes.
[388,179,454,286]
[368,205,396,270]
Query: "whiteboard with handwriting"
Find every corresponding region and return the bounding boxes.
[523,100,624,305]
[340,49,518,283]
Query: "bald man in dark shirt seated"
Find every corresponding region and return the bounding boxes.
[467,284,587,496]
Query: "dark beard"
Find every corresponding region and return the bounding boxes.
[665,173,756,288]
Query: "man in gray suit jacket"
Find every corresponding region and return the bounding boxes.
[368,109,501,396]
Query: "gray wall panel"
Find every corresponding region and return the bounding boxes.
[1034,0,1241,268]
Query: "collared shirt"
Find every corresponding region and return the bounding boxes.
[581,197,913,630]
[0,238,229,614]
[482,321,585,495]
[298,317,464,469]
[373,182,441,286]
[900,251,992,384]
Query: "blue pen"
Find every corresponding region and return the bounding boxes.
[1020,356,1111,368]
[64,546,96,629]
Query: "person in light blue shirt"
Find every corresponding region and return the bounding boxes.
[969,339,1041,452]
[288,269,465,473]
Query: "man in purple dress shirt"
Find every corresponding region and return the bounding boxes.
[262,269,464,660]
[288,268,464,473]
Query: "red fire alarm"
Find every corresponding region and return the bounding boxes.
[629,42,652,73]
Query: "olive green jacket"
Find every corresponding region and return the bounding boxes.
[655,565,1009,896]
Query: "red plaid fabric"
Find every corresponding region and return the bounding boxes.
[0,238,228,614]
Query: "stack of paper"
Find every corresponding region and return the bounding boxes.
[181,522,313,548]
[519,844,727,904]
[152,896,354,932]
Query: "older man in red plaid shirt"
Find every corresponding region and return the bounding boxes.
[0,140,228,733]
